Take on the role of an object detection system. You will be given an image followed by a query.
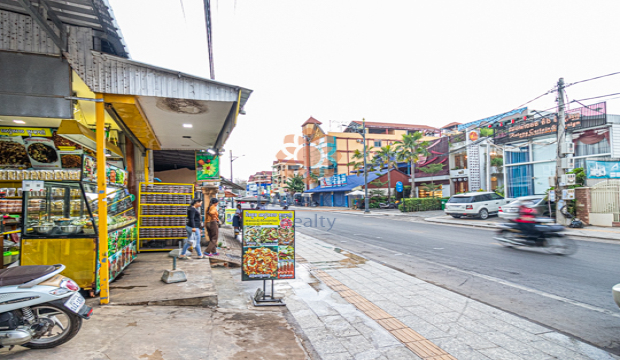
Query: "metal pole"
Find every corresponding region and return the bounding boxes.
[486,142,491,191]
[230,150,233,182]
[96,93,109,305]
[555,78,569,225]
[363,118,369,213]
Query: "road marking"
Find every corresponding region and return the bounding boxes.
[298,228,620,319]
[433,248,444,250]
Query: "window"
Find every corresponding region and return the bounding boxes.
[490,193,503,200]
[476,194,492,202]
[374,140,382,147]
[532,140,556,161]
[447,196,474,203]
[506,146,530,164]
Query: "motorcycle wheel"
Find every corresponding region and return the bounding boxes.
[496,230,521,247]
[544,236,577,256]
[22,303,83,349]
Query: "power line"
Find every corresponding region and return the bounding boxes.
[565,71,620,88]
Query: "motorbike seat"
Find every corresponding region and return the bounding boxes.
[0,265,56,287]
[535,224,564,232]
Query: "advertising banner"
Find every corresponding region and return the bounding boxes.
[196,153,220,181]
[242,210,295,281]
[320,174,348,187]
[586,160,620,179]
[82,155,128,187]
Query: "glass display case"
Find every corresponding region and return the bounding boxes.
[21,179,137,293]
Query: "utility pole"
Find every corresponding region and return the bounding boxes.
[555,78,569,225]
[362,118,369,214]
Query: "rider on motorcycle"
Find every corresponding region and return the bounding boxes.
[513,204,543,245]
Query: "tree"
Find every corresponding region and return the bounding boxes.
[348,146,375,195]
[373,145,398,202]
[395,132,430,198]
[285,175,305,194]
[419,163,445,198]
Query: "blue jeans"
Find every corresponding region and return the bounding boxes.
[181,225,203,256]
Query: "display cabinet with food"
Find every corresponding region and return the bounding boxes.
[21,175,138,293]
[137,182,195,252]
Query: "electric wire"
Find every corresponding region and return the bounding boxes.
[565,71,620,88]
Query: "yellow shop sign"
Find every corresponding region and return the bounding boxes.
[0,127,53,137]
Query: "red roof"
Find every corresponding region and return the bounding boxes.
[273,159,303,165]
[440,122,461,129]
[350,121,438,132]
[302,117,322,126]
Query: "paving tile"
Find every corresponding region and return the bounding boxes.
[347,295,370,305]
[376,317,408,331]
[527,340,592,360]
[432,337,492,360]
[364,309,393,320]
[339,289,360,298]
[421,302,454,314]
[477,347,525,360]
[425,355,458,360]
[455,316,495,334]
[512,346,559,360]
[372,300,411,317]
[352,321,402,348]
[305,300,340,317]
[312,335,349,358]
[382,345,423,360]
[354,301,381,312]
[400,317,450,340]
[404,340,447,358]
[540,331,619,359]
[483,331,535,353]
[354,349,388,360]
[320,352,354,360]
[339,334,375,355]
[331,284,349,292]
[291,311,325,329]
[321,315,362,337]
[390,328,425,343]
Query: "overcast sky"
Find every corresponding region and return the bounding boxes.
[108,0,620,181]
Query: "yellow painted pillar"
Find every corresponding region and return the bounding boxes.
[96,93,109,305]
[144,150,149,183]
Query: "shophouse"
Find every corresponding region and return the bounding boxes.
[494,102,620,198]
[446,108,528,195]
[0,3,251,297]
[246,171,273,197]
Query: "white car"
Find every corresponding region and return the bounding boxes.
[498,196,554,220]
[444,192,510,220]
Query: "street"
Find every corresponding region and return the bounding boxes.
[294,209,620,355]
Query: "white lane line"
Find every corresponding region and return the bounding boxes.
[297,228,620,319]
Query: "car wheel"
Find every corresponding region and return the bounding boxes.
[479,208,489,220]
[451,215,461,218]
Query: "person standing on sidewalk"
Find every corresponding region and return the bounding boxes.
[233,203,243,236]
[179,199,205,260]
[204,198,220,256]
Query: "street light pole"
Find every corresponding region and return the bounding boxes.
[229,150,244,183]
[362,118,369,214]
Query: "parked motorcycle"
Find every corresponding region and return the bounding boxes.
[0,264,92,349]
[379,202,397,209]
[494,219,577,255]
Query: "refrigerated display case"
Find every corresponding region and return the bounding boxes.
[20,166,137,294]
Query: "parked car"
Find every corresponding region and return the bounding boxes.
[444,192,510,220]
[613,283,620,309]
[498,196,555,220]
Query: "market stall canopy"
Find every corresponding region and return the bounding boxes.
[56,120,123,158]
[304,172,383,194]
[220,177,245,191]
[347,190,366,196]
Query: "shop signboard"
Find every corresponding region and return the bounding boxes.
[396,181,404,192]
[586,160,620,179]
[320,174,347,187]
[495,102,607,144]
[195,153,220,181]
[241,210,295,281]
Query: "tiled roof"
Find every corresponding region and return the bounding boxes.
[440,122,461,129]
[302,117,322,126]
[350,121,439,131]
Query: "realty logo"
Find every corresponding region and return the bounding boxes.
[295,214,336,231]
[275,134,341,173]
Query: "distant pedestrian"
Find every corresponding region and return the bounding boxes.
[180,199,204,260]
[204,198,220,256]
[233,204,243,236]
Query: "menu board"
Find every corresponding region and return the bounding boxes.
[242,210,295,281]
[82,155,127,187]
[0,128,84,170]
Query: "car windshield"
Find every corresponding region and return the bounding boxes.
[448,196,474,203]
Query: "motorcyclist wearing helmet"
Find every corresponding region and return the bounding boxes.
[513,204,542,245]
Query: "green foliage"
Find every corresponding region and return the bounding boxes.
[495,185,505,197]
[399,198,442,212]
[421,183,442,196]
[419,163,445,176]
[490,157,504,167]
[395,132,430,198]
[567,167,586,187]
[480,128,494,137]
[285,175,305,193]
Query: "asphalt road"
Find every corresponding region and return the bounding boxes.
[293,209,620,355]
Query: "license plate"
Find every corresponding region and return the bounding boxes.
[508,208,518,213]
[64,293,85,313]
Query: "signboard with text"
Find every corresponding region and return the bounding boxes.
[242,210,295,281]
[320,174,347,187]
[586,160,620,179]
[494,102,607,144]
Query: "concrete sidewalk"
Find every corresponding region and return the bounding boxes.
[285,231,619,360]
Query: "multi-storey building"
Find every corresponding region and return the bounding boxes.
[272,160,302,195]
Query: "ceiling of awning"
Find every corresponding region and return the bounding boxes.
[153,150,196,172]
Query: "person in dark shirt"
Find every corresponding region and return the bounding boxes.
[179,199,205,259]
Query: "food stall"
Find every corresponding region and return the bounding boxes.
[19,145,137,294]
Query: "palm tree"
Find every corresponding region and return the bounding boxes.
[374,145,398,202]
[395,132,430,198]
[348,146,374,197]
[285,175,305,194]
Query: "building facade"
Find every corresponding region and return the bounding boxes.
[272,160,302,195]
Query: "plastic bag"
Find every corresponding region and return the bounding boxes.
[188,230,198,247]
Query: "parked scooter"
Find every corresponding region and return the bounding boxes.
[379,202,397,209]
[0,264,92,350]
[494,219,577,255]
